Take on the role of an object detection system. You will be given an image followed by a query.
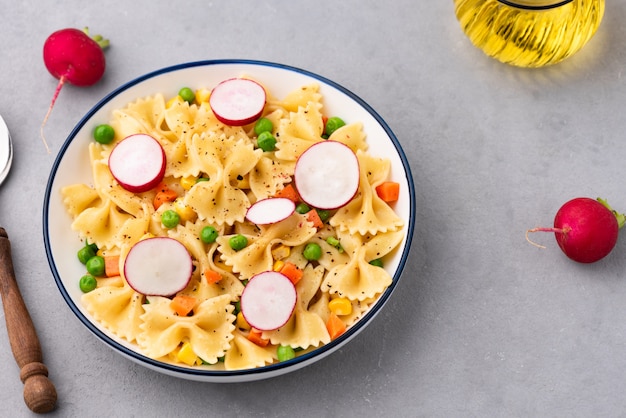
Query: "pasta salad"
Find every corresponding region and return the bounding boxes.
[61,77,405,370]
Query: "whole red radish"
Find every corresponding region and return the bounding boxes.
[41,27,109,152]
[527,197,625,263]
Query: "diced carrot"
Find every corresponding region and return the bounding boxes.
[204,268,222,284]
[170,295,197,317]
[306,209,324,229]
[280,261,303,285]
[275,184,299,203]
[375,181,400,203]
[247,328,270,347]
[104,255,121,277]
[153,182,178,210]
[326,312,347,340]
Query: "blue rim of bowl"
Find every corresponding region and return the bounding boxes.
[43,59,416,378]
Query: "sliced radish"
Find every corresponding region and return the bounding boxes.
[245,197,295,225]
[209,78,266,126]
[124,237,193,296]
[108,133,166,193]
[240,271,297,331]
[294,140,360,210]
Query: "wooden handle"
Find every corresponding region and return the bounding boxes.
[0,227,57,413]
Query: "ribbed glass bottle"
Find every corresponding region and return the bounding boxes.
[454,0,605,67]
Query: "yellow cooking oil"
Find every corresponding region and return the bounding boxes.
[454,0,605,67]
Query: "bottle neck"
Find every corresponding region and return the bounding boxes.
[497,0,574,9]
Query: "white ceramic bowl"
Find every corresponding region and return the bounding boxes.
[43,60,415,382]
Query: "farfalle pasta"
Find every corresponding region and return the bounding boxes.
[61,77,405,370]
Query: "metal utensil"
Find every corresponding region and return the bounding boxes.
[0,114,11,185]
[0,115,57,413]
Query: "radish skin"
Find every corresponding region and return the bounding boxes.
[124,237,193,296]
[41,27,109,153]
[108,134,166,193]
[245,198,295,225]
[209,78,266,126]
[240,271,297,331]
[527,197,623,263]
[294,141,360,210]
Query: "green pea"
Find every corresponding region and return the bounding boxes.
[316,209,330,222]
[257,131,277,152]
[93,124,115,144]
[229,234,248,251]
[303,242,322,261]
[77,245,96,264]
[324,116,345,137]
[200,226,219,244]
[161,210,180,228]
[86,256,105,276]
[277,345,296,362]
[79,274,97,293]
[295,203,311,214]
[178,87,195,103]
[326,236,344,253]
[254,117,273,135]
[369,258,384,268]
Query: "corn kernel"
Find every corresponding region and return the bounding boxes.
[180,176,197,190]
[195,88,211,104]
[166,95,183,108]
[173,198,197,223]
[272,244,291,261]
[328,297,352,316]
[236,312,251,330]
[177,342,198,366]
[273,260,285,272]
[168,345,181,362]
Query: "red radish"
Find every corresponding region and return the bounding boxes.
[240,271,297,331]
[209,78,266,126]
[108,134,166,193]
[41,27,109,152]
[245,197,295,225]
[526,197,625,263]
[124,237,193,296]
[294,140,360,210]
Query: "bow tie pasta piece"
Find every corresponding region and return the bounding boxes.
[327,122,368,153]
[248,155,295,201]
[184,133,262,226]
[81,276,145,342]
[162,100,250,179]
[268,83,322,113]
[70,199,147,251]
[138,294,235,364]
[224,330,276,370]
[61,183,100,217]
[217,212,317,280]
[263,265,331,349]
[274,101,324,162]
[322,229,405,301]
[330,150,404,236]
[110,94,175,141]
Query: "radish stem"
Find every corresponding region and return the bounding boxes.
[525,226,571,249]
[40,75,67,154]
